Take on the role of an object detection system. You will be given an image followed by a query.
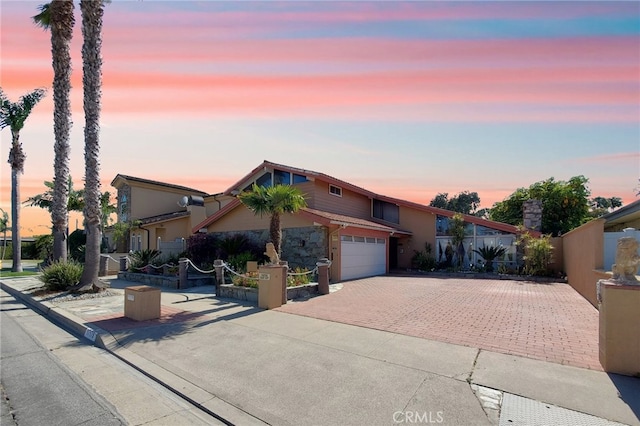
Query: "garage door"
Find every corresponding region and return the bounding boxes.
[341,236,386,281]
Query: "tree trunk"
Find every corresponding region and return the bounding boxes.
[270,212,282,256]
[10,167,22,272]
[77,0,104,290]
[50,0,74,263]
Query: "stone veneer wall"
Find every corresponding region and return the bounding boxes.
[211,226,327,270]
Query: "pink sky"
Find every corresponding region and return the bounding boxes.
[1,1,638,236]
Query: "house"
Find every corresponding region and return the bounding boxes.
[110,160,530,282]
[562,199,640,307]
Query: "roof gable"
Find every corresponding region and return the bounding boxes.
[111,174,208,196]
[222,160,531,236]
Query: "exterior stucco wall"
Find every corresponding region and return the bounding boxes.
[395,206,437,269]
[562,219,605,307]
[312,181,371,219]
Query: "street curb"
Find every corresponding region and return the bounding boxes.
[0,279,266,426]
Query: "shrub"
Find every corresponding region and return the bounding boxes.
[412,242,437,271]
[287,267,311,287]
[129,249,162,272]
[473,246,507,273]
[227,251,255,273]
[232,271,259,288]
[186,233,220,266]
[40,260,83,291]
[68,229,87,262]
[519,232,554,276]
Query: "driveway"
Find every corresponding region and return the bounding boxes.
[276,276,601,370]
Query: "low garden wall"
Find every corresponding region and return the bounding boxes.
[218,283,319,303]
[118,271,215,289]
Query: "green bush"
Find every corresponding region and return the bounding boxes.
[412,242,437,271]
[129,249,162,272]
[40,260,83,291]
[287,267,311,287]
[519,232,554,276]
[68,229,87,262]
[227,251,254,273]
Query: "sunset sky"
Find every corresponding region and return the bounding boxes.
[1,1,639,236]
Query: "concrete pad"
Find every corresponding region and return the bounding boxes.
[230,309,333,339]
[120,320,437,425]
[472,350,640,426]
[301,321,397,356]
[404,375,491,426]
[369,333,479,380]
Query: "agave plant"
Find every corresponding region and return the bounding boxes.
[129,249,161,272]
[473,246,507,273]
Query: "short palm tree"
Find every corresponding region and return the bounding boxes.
[1,87,47,272]
[33,0,75,263]
[473,246,507,273]
[238,184,307,256]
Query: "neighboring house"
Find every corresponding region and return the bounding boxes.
[109,175,211,254]
[562,199,640,307]
[191,161,528,282]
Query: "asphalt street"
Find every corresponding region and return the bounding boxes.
[0,288,222,426]
[1,298,125,425]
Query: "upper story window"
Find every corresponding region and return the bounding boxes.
[255,172,272,188]
[329,184,342,197]
[293,173,308,184]
[372,199,399,224]
[274,170,290,186]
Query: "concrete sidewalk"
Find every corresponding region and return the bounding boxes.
[1,276,638,426]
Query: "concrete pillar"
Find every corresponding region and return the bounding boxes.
[258,265,286,309]
[99,255,108,277]
[317,258,330,295]
[278,261,288,304]
[214,259,224,290]
[119,256,128,272]
[598,282,640,376]
[178,258,188,290]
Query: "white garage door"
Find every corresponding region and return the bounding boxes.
[341,236,386,281]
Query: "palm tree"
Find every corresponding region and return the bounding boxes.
[238,184,307,256]
[0,87,47,272]
[26,177,84,213]
[77,0,105,290]
[0,208,8,263]
[33,0,75,263]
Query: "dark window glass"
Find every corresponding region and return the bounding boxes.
[373,199,399,224]
[274,170,291,185]
[256,172,272,188]
[293,174,308,184]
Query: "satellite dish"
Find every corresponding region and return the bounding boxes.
[177,196,188,207]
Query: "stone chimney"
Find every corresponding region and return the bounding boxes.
[523,199,543,232]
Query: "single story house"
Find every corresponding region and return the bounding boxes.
[111,160,533,282]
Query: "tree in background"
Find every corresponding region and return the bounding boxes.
[429,191,484,216]
[33,0,75,263]
[0,208,8,262]
[0,87,47,272]
[238,184,307,256]
[589,196,623,218]
[26,178,84,213]
[489,176,599,236]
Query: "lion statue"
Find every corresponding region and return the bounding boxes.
[264,242,280,265]
[611,237,640,283]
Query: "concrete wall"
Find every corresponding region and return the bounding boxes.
[562,219,605,307]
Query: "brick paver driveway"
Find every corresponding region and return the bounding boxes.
[276,276,601,370]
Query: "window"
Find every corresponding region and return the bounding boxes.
[255,172,272,188]
[293,173,308,184]
[329,184,342,197]
[274,170,290,185]
[372,199,399,224]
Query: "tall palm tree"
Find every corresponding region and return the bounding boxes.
[0,208,8,263]
[33,0,75,262]
[77,0,105,290]
[238,184,307,256]
[0,88,47,272]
